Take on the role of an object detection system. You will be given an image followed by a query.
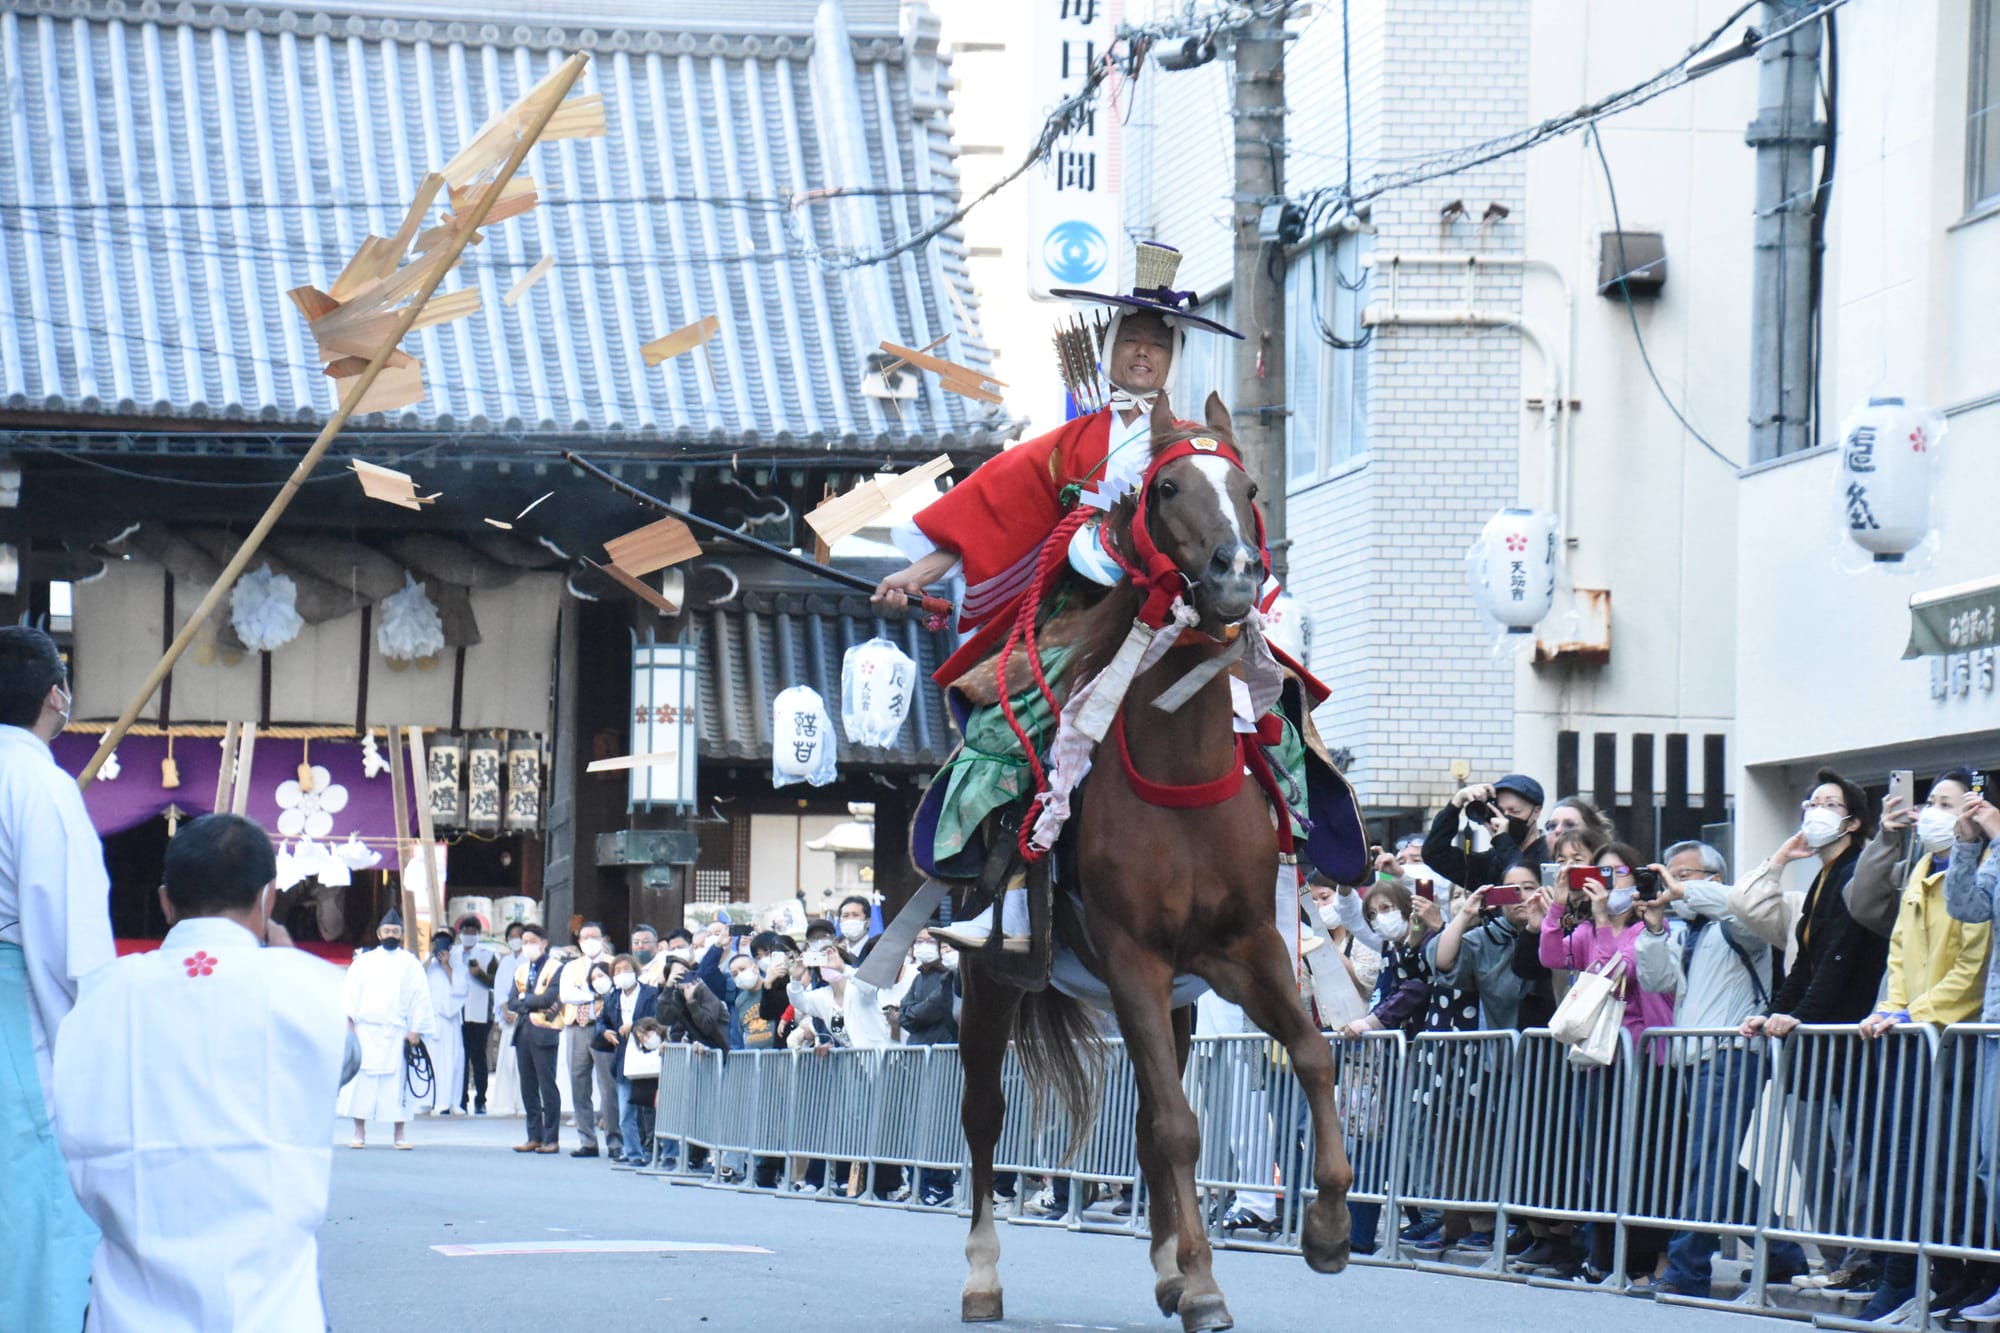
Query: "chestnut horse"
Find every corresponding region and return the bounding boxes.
[954,393,1353,1332]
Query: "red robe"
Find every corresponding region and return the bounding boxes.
[914,410,1113,684]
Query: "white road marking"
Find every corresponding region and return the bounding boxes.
[433,1240,774,1257]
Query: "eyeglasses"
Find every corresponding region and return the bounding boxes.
[1800,799,1848,814]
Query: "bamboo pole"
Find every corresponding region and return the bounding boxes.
[76,51,591,790]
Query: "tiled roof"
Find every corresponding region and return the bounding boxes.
[0,0,1012,452]
[691,559,955,771]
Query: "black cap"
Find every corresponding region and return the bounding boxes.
[378,906,404,929]
[1492,774,1545,808]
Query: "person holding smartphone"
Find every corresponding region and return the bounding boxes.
[1422,774,1550,900]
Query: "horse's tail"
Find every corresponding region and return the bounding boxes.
[1012,986,1107,1164]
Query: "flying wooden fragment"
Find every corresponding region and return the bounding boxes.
[585,746,680,775]
[504,254,556,307]
[641,316,721,366]
[603,516,702,576]
[584,558,679,615]
[804,454,953,549]
[877,339,1006,404]
[351,460,441,511]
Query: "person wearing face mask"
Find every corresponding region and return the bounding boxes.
[0,626,114,1332]
[487,922,527,1118]
[51,815,353,1333]
[597,955,660,1166]
[449,915,499,1116]
[1300,878,1381,1029]
[890,931,960,1207]
[507,924,566,1153]
[1851,770,1994,1321]
[1736,769,1887,1040]
[1421,774,1549,901]
[419,927,467,1118]
[1943,788,2000,1324]
[832,895,876,965]
[727,952,776,1050]
[1334,883,1435,1040]
[558,923,617,1159]
[628,923,659,969]
[336,906,437,1150]
[1633,842,1804,1299]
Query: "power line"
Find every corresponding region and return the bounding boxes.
[1587,124,1741,473]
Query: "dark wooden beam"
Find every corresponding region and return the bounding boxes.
[1630,732,1656,856]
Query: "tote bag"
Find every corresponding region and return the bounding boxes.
[622,1040,662,1080]
[1549,953,1626,1047]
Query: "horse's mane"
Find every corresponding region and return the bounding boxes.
[1062,415,1239,686]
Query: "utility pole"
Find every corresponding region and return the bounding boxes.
[1747,1,1825,463]
[1231,16,1289,580]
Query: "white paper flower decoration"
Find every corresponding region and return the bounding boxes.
[275,765,349,839]
[377,573,445,663]
[360,731,389,779]
[99,749,121,781]
[230,564,304,653]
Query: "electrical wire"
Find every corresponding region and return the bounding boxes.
[1587,124,1740,473]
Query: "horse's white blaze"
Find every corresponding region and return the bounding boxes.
[1188,456,1246,555]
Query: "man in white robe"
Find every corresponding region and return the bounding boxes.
[421,929,466,1115]
[335,905,435,1147]
[0,626,115,1332]
[54,814,350,1333]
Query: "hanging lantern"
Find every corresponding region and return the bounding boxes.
[840,638,917,748]
[1260,590,1313,666]
[505,737,543,831]
[230,564,304,654]
[772,685,836,787]
[467,737,503,832]
[426,734,465,827]
[1466,507,1559,633]
[1839,396,1944,563]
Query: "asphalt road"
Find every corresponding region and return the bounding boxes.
[321,1115,1802,1333]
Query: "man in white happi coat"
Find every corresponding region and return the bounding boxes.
[54,814,352,1333]
[421,926,467,1115]
[0,626,115,1332]
[336,904,436,1147]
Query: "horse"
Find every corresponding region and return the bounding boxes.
[953,391,1355,1332]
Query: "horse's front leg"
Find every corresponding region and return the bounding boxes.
[1197,922,1354,1275]
[957,961,1022,1322]
[1103,931,1233,1332]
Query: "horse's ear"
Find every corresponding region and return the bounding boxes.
[1203,391,1231,437]
[1148,391,1175,451]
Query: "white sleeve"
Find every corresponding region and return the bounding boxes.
[889,517,962,576]
[1334,889,1384,953]
[1633,924,1684,999]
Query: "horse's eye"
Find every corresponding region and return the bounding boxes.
[1157,481,1178,500]
[1246,482,1259,501]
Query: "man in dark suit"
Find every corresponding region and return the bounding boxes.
[506,924,564,1153]
[597,953,659,1165]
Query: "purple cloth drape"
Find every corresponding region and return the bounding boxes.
[52,733,417,842]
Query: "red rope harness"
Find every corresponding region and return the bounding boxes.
[1109,711,1245,808]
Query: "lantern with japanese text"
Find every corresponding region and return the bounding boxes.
[1466,507,1558,633]
[630,634,697,811]
[841,638,917,748]
[1259,590,1313,666]
[772,685,837,787]
[1838,396,1945,563]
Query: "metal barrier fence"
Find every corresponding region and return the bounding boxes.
[641,1025,2000,1319]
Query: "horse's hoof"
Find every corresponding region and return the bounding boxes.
[1178,1292,1233,1333]
[1154,1277,1185,1317]
[1301,1201,1352,1274]
[962,1289,1004,1323]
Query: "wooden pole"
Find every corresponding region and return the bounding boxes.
[212,721,241,813]
[228,725,258,815]
[76,51,591,790]
[387,723,414,937]
[406,726,446,949]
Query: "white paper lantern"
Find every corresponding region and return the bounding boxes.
[1839,397,1944,563]
[772,685,837,787]
[1466,507,1559,633]
[230,564,304,653]
[841,638,917,748]
[1260,591,1312,666]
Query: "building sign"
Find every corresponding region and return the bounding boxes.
[630,633,699,811]
[1026,0,1122,300]
[1904,574,2000,659]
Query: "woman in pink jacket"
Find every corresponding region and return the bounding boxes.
[1536,841,1680,1287]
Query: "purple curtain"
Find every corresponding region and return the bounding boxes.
[53,733,418,842]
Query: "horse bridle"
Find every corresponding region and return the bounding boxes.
[1111,433,1271,632]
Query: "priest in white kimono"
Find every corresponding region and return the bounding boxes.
[336,905,436,1147]
[420,928,466,1115]
[54,813,352,1333]
[0,626,115,1333]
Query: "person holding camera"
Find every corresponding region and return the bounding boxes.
[1423,774,1550,896]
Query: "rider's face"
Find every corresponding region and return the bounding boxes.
[1109,316,1173,393]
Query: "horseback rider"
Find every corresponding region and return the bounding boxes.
[872,242,1361,972]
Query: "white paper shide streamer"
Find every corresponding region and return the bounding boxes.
[230,564,304,653]
[376,573,446,662]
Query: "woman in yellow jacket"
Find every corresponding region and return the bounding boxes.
[1856,769,1992,1320]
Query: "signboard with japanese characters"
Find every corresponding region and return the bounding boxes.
[1026,0,1123,300]
[467,737,503,832]
[630,633,699,811]
[427,733,465,827]
[505,737,542,831]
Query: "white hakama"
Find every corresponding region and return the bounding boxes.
[334,945,434,1125]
